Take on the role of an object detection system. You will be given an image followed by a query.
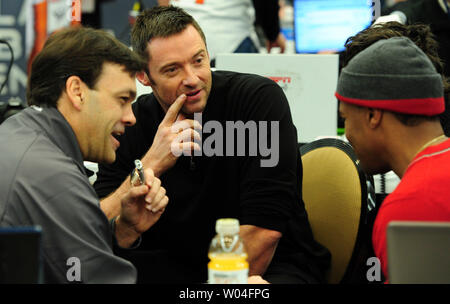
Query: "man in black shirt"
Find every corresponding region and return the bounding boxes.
[95,6,330,283]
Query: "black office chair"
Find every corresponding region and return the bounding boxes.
[300,138,379,283]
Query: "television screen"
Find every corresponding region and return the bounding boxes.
[294,0,374,53]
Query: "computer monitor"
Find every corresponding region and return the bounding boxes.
[0,226,43,284]
[294,0,374,53]
[387,221,450,284]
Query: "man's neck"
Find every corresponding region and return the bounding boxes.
[386,122,445,178]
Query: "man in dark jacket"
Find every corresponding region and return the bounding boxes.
[0,26,168,283]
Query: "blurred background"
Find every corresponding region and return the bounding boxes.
[0,0,409,117]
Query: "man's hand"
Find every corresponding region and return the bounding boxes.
[115,168,168,247]
[142,94,202,177]
[99,94,200,220]
[266,33,286,54]
[247,275,270,284]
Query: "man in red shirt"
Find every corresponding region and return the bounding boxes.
[336,35,450,282]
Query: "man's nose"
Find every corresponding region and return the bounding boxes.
[123,103,136,127]
[182,65,200,87]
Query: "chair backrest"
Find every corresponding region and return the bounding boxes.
[387,221,450,284]
[300,138,377,283]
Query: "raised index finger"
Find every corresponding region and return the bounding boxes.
[161,94,187,126]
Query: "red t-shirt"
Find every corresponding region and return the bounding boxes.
[372,138,450,281]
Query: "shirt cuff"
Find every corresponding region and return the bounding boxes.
[110,216,142,250]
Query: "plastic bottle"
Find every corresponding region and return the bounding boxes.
[208,218,248,284]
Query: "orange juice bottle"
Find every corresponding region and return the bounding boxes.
[208,218,248,284]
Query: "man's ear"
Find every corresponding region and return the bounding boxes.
[65,76,85,111]
[367,108,383,129]
[136,71,152,86]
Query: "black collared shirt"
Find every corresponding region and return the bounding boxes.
[95,71,331,283]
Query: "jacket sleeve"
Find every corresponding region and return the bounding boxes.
[253,0,281,42]
[5,152,137,283]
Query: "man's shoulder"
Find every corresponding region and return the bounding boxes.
[0,117,82,182]
[131,93,163,125]
[209,70,290,120]
[0,118,49,172]
[213,70,276,88]
[212,70,281,103]
[0,127,86,217]
[13,134,81,181]
[379,160,449,212]
[133,93,158,111]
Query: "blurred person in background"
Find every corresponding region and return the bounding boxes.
[158,0,286,65]
[376,0,450,80]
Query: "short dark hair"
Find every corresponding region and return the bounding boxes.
[131,5,206,64]
[27,26,147,107]
[342,22,449,126]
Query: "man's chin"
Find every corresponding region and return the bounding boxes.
[96,153,116,165]
[106,154,116,164]
[182,102,206,117]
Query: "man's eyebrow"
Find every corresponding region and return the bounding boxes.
[159,61,177,72]
[159,49,206,72]
[192,50,206,58]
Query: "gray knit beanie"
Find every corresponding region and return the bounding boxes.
[335,37,444,116]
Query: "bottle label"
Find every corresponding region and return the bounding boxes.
[208,269,248,284]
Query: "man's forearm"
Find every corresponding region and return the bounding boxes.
[100,177,131,220]
[141,153,164,178]
[114,215,141,248]
[240,225,281,276]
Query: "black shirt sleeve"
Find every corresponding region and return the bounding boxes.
[253,0,281,42]
[225,74,330,283]
[232,77,299,233]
